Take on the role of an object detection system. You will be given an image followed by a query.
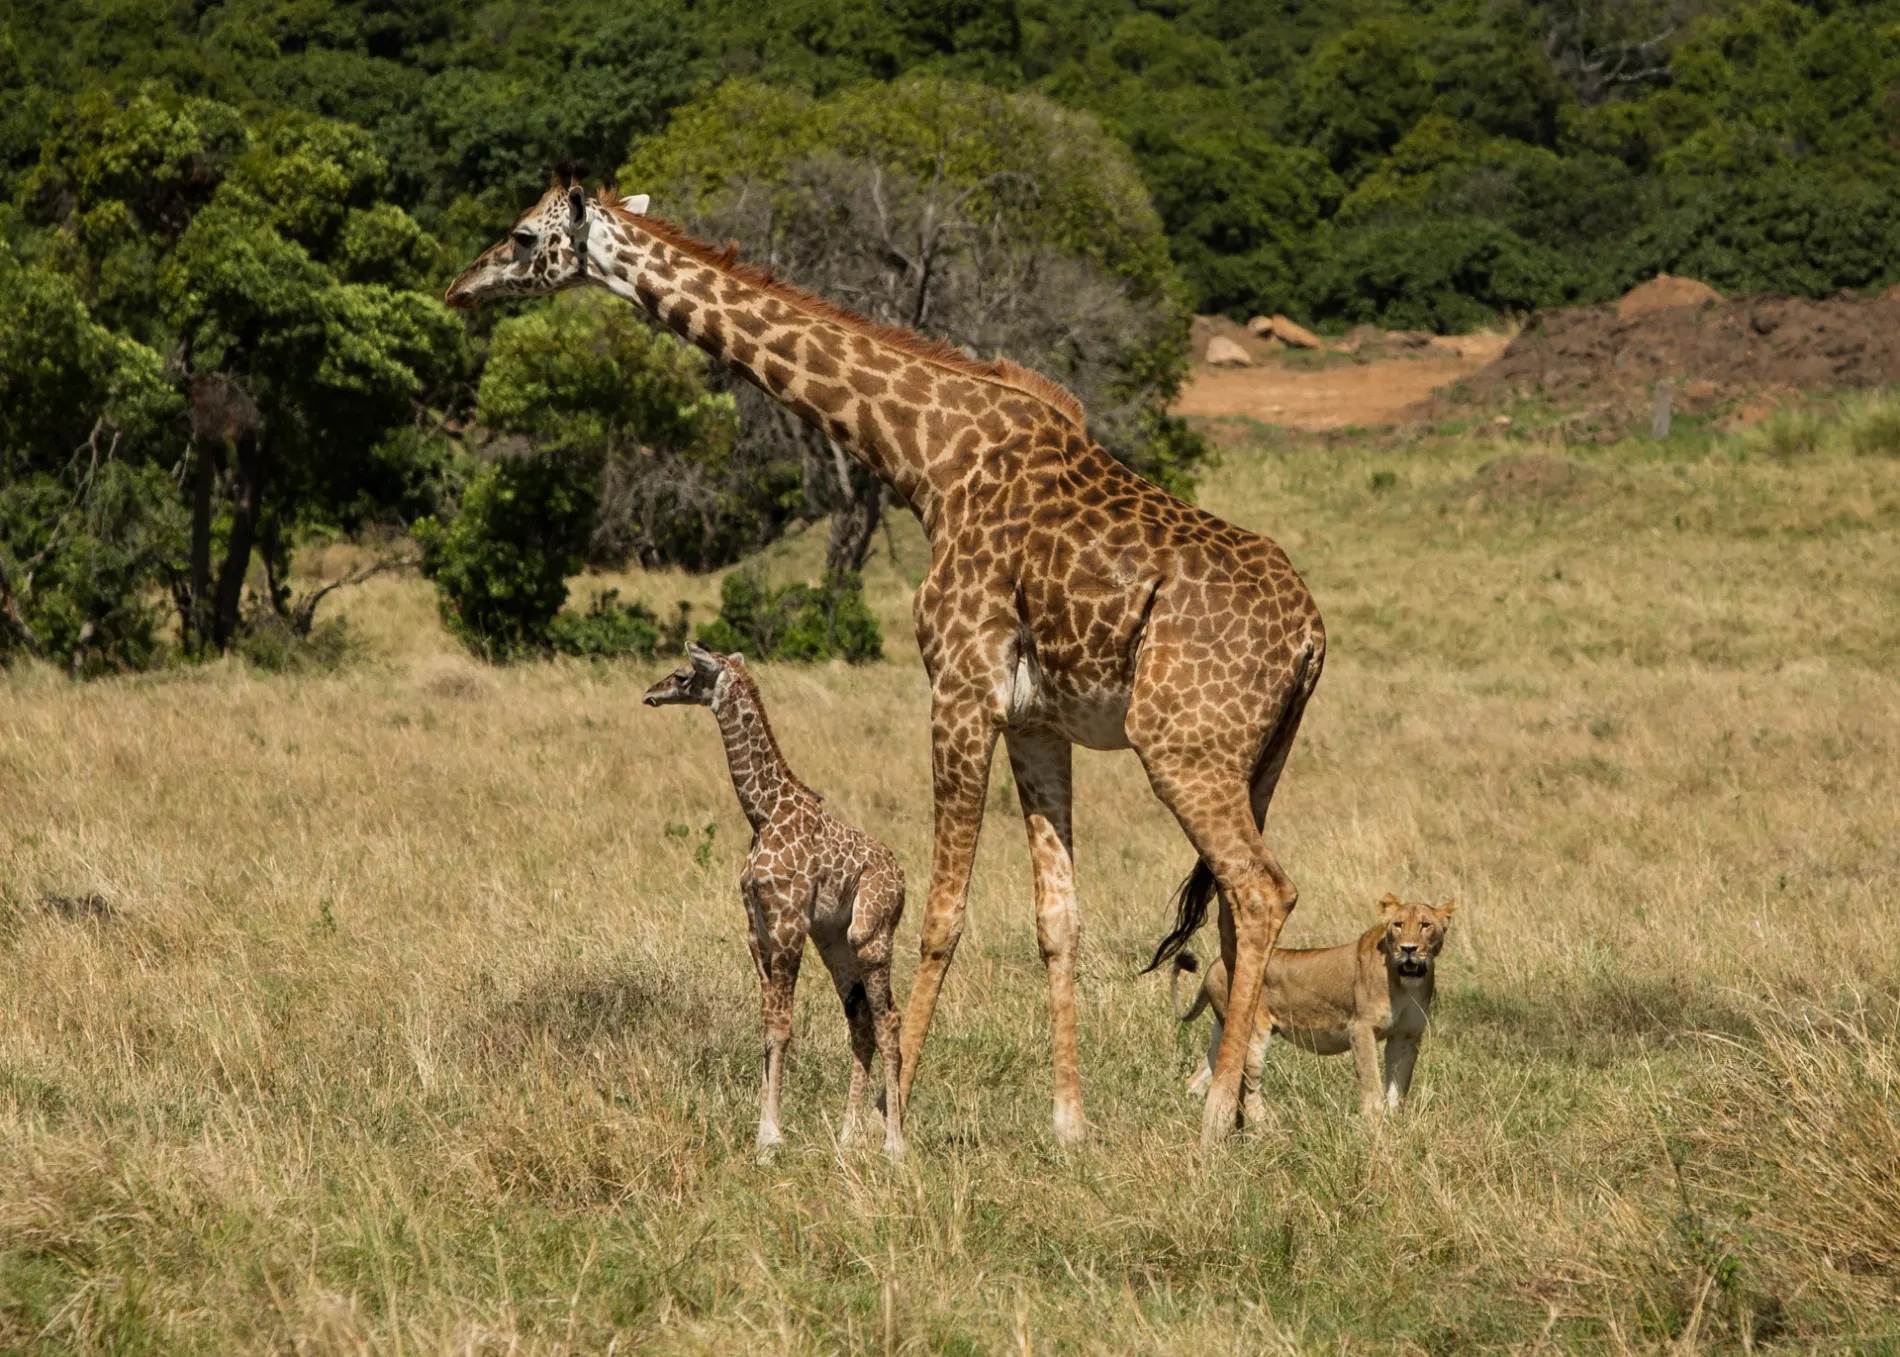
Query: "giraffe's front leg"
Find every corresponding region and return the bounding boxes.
[896,688,999,1115]
[1006,728,1087,1145]
[749,880,807,1161]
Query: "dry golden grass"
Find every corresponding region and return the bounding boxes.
[3,412,1899,1352]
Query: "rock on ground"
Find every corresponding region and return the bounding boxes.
[1204,335,1253,367]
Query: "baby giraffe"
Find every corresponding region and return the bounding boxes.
[644,642,906,1160]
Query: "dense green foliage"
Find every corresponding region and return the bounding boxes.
[413,451,597,661]
[547,590,686,661]
[8,0,1900,327]
[6,0,1900,676]
[697,571,884,665]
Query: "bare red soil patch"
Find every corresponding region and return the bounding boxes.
[1174,331,1511,431]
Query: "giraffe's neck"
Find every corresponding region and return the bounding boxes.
[709,671,809,832]
[582,206,1023,525]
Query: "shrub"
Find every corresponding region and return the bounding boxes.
[413,450,597,661]
[547,589,687,660]
[0,461,185,677]
[695,571,882,665]
[1614,172,1900,299]
[231,613,358,674]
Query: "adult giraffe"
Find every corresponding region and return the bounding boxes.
[445,178,1325,1146]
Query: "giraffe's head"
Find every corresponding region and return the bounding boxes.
[642,641,743,709]
[443,177,650,310]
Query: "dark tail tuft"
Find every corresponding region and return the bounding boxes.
[1143,859,1217,974]
[1174,951,1199,975]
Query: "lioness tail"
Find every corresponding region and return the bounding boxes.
[1171,952,1210,1023]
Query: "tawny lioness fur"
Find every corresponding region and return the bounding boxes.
[645,643,906,1160]
[1174,895,1455,1120]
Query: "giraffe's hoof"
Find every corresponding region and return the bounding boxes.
[755,1131,785,1164]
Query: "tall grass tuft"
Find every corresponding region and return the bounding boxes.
[1752,408,1824,460]
[1846,396,1900,457]
[1708,1000,1900,1290]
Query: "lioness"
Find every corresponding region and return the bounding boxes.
[1174,895,1455,1119]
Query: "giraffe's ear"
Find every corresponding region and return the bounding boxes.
[567,185,586,225]
[686,641,722,675]
[625,193,650,215]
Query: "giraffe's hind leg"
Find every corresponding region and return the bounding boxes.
[848,866,907,1160]
[1006,728,1087,1145]
[1130,639,1316,1145]
[814,932,878,1148]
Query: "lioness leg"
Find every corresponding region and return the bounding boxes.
[1383,1036,1421,1110]
[1187,1013,1221,1097]
[1184,957,1229,1096]
[1348,1023,1383,1121]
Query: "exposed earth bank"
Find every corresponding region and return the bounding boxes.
[1175,277,1900,435]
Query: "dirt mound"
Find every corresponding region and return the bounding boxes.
[1616,274,1722,320]
[1456,292,1900,435]
[1449,453,1597,507]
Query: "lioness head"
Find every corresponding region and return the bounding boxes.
[1377,894,1455,979]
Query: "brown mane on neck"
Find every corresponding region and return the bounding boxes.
[596,188,1088,434]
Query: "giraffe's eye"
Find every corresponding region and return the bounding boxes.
[511,229,536,254]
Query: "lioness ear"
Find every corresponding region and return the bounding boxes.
[1438,898,1458,916]
[1378,893,1403,918]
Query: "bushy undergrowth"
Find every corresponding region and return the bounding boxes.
[547,589,688,661]
[695,570,882,665]
[413,451,597,662]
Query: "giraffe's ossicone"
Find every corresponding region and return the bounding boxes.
[452,175,1326,1148]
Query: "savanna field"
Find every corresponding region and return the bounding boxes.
[4,410,1900,1353]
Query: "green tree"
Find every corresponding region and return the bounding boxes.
[413,450,597,662]
[474,292,755,570]
[0,244,184,672]
[27,90,464,657]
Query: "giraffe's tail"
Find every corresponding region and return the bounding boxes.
[1141,642,1319,974]
[1144,859,1218,975]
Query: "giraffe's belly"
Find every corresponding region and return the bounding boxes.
[1000,655,1133,750]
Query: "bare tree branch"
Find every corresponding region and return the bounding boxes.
[288,553,420,637]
